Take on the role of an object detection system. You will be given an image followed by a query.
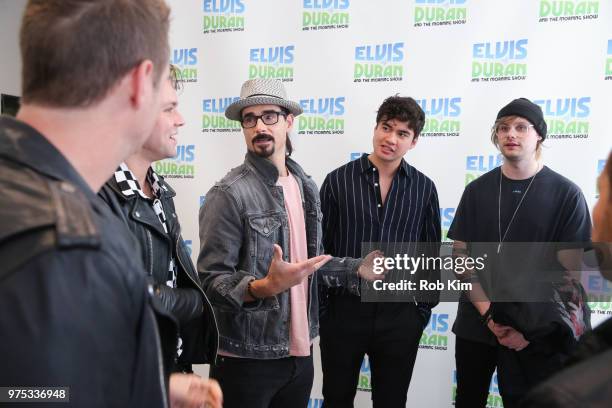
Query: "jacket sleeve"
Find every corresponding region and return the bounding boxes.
[197,186,254,310]
[155,285,203,326]
[317,253,361,294]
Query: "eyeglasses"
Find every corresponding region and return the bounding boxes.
[495,123,534,135]
[240,111,286,129]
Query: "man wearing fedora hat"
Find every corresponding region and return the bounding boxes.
[448,98,591,407]
[197,78,382,408]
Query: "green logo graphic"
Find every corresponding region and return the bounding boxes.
[414,1,467,27]
[538,1,599,23]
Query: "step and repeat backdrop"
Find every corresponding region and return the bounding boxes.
[162,1,611,407]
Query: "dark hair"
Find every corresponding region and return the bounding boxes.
[375,95,426,138]
[280,107,293,156]
[20,0,170,107]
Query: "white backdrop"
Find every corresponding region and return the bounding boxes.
[161,1,612,407]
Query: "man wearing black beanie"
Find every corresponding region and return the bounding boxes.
[447,98,591,407]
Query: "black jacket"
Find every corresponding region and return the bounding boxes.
[99,172,218,366]
[0,116,176,407]
[521,317,612,407]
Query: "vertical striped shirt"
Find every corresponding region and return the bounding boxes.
[320,153,441,264]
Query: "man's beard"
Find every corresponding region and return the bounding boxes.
[252,134,275,158]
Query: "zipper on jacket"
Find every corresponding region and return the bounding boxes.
[146,229,154,276]
[175,231,220,366]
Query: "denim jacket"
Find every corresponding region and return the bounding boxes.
[198,151,361,359]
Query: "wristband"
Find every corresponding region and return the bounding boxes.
[481,307,492,326]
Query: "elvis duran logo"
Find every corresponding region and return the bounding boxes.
[249,45,294,82]
[452,370,503,407]
[357,356,372,392]
[465,154,503,186]
[202,97,241,133]
[183,240,193,257]
[154,145,196,179]
[354,42,404,83]
[414,0,467,27]
[416,97,461,137]
[202,0,245,34]
[297,97,345,135]
[440,208,456,242]
[538,0,599,23]
[302,0,349,31]
[170,48,198,83]
[350,152,365,161]
[307,398,324,408]
[533,97,591,140]
[586,270,612,316]
[471,39,527,82]
[605,40,612,80]
[419,313,449,350]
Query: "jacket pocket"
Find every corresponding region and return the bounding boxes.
[247,213,283,262]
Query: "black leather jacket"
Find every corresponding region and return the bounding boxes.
[0,116,175,407]
[99,172,218,366]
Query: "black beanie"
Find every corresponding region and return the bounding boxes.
[496,98,547,139]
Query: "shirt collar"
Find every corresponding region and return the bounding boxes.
[358,153,411,177]
[113,163,168,200]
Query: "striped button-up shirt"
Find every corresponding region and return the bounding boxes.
[320,154,441,260]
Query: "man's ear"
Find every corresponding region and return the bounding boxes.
[129,59,155,108]
[285,113,294,130]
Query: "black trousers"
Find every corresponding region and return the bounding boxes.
[210,353,314,408]
[455,336,569,408]
[454,337,497,408]
[320,295,425,408]
[497,342,568,408]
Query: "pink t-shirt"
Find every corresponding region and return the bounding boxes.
[277,172,311,357]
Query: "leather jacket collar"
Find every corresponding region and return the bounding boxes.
[0,116,95,201]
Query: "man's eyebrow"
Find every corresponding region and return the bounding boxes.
[243,109,282,116]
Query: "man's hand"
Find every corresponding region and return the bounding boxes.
[248,245,332,299]
[357,250,387,281]
[169,373,223,408]
[486,319,512,339]
[497,327,530,351]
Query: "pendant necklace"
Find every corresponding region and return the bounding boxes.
[497,166,540,253]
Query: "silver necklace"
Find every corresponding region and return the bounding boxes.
[497,167,539,253]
